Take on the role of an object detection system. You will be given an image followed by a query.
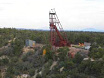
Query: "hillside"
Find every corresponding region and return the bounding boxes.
[0,28,104,78]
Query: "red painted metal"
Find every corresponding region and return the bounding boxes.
[49,9,71,47]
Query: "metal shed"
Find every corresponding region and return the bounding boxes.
[26,39,36,47]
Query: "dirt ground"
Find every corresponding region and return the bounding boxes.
[69,44,89,57]
[22,43,44,53]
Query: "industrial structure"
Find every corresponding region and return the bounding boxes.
[26,39,35,47]
[49,9,71,47]
[84,42,91,50]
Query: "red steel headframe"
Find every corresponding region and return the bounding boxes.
[49,9,71,47]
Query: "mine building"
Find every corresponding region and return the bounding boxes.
[26,39,36,48]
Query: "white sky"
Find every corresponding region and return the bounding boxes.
[0,0,104,30]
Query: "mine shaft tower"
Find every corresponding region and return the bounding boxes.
[49,9,71,47]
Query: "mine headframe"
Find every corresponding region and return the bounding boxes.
[49,9,71,47]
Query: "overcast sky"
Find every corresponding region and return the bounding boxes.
[0,0,104,30]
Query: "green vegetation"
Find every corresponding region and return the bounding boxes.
[0,28,104,78]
